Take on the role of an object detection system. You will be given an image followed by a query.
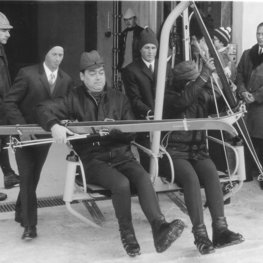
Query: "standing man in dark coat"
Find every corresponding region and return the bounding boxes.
[0,12,20,200]
[236,22,263,186]
[122,27,158,120]
[5,42,74,239]
[118,8,143,71]
[122,27,171,171]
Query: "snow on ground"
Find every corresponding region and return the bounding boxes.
[0,145,263,263]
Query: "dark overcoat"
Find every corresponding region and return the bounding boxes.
[237,44,263,138]
[0,44,11,125]
[122,58,158,119]
[5,63,74,125]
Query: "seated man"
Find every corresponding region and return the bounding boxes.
[160,59,244,255]
[36,50,184,257]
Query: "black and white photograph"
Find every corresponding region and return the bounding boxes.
[0,1,263,262]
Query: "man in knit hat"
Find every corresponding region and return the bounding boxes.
[0,11,20,200]
[36,50,185,257]
[122,27,171,171]
[5,40,74,240]
[118,8,143,70]
[213,27,236,81]
[122,27,159,121]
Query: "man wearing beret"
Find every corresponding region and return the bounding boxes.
[5,41,74,240]
[118,8,143,70]
[0,11,20,200]
[36,50,184,257]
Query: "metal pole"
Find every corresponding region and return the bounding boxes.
[150,1,191,179]
[182,8,190,60]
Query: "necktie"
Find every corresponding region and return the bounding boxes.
[259,48,263,55]
[49,73,55,85]
[149,64,153,73]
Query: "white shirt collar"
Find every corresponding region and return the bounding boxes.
[43,62,58,80]
[142,58,155,71]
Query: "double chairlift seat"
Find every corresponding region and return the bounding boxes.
[62,138,246,227]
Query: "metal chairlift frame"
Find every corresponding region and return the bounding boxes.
[61,1,249,227]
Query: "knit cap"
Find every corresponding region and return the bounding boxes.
[0,12,13,29]
[173,61,199,81]
[80,50,104,71]
[39,38,64,60]
[138,27,158,50]
[214,27,231,46]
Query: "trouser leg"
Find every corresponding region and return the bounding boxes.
[193,158,224,221]
[170,159,204,227]
[85,160,132,226]
[0,137,13,175]
[251,137,263,172]
[135,135,150,173]
[118,160,164,223]
[15,145,50,227]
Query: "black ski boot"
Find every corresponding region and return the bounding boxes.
[212,217,244,248]
[120,225,140,257]
[151,218,185,253]
[192,224,215,255]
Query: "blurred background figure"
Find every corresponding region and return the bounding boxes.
[118,8,143,71]
[0,11,20,201]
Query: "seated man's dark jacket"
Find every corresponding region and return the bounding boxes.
[36,85,136,165]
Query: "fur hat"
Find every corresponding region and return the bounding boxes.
[80,50,104,71]
[123,8,136,19]
[214,27,231,46]
[173,61,199,81]
[138,27,158,50]
[0,12,13,29]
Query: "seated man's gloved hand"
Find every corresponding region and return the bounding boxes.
[200,58,215,81]
[51,123,74,144]
[203,58,215,73]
